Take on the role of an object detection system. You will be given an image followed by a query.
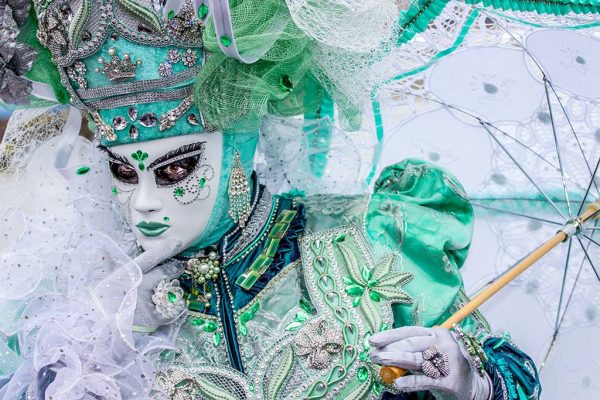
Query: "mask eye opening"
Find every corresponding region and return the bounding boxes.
[153,154,201,187]
[109,160,139,185]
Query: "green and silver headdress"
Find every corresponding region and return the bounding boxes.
[30,0,209,146]
[2,0,405,149]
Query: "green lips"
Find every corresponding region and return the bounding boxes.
[136,221,171,237]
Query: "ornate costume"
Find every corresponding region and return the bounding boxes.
[5,0,585,398]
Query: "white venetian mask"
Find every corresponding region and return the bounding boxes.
[105,132,223,251]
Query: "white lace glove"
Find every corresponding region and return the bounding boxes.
[132,239,186,333]
[369,326,492,400]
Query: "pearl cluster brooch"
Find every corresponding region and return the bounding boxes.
[185,249,221,285]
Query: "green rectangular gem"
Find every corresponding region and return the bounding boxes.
[279,210,297,224]
[256,257,274,274]
[238,271,261,290]
[187,301,206,313]
[249,253,271,271]
[268,222,286,238]
[264,237,281,258]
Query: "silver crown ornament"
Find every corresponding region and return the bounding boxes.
[95,47,142,81]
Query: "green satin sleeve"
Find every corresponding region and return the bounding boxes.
[365,159,474,328]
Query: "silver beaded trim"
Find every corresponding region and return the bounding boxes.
[159,95,196,131]
[76,65,202,100]
[87,86,193,110]
[223,188,275,264]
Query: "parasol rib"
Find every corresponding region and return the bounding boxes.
[471,202,562,226]
[577,157,600,215]
[480,121,567,220]
[380,200,600,384]
[575,236,600,283]
[543,78,573,218]
[553,238,572,333]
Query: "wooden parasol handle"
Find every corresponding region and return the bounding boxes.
[380,200,600,384]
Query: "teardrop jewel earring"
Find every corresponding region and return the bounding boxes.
[227,150,251,228]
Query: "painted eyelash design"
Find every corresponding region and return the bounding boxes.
[147,141,207,170]
[99,146,132,166]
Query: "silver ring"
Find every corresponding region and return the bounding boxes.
[421,345,450,379]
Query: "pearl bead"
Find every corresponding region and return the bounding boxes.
[198,263,210,274]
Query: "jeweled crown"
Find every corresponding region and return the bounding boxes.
[96,48,142,81]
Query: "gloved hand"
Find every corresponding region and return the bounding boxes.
[131,239,186,332]
[369,326,492,400]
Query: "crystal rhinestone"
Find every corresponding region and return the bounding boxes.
[182,49,198,67]
[129,125,139,140]
[60,4,72,20]
[186,113,200,126]
[74,61,86,73]
[128,107,138,121]
[198,3,209,19]
[82,31,92,41]
[279,75,293,92]
[158,62,173,77]
[220,35,231,47]
[167,49,181,64]
[111,32,118,40]
[139,113,158,127]
[112,116,128,130]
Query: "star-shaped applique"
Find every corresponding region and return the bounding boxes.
[336,239,414,331]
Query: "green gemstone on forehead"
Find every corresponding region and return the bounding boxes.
[138,162,145,171]
[220,35,231,47]
[163,216,170,222]
[174,187,185,197]
[198,3,209,19]
[76,166,91,175]
[131,150,148,161]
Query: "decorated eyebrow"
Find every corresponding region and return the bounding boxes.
[147,141,206,170]
[100,146,131,165]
